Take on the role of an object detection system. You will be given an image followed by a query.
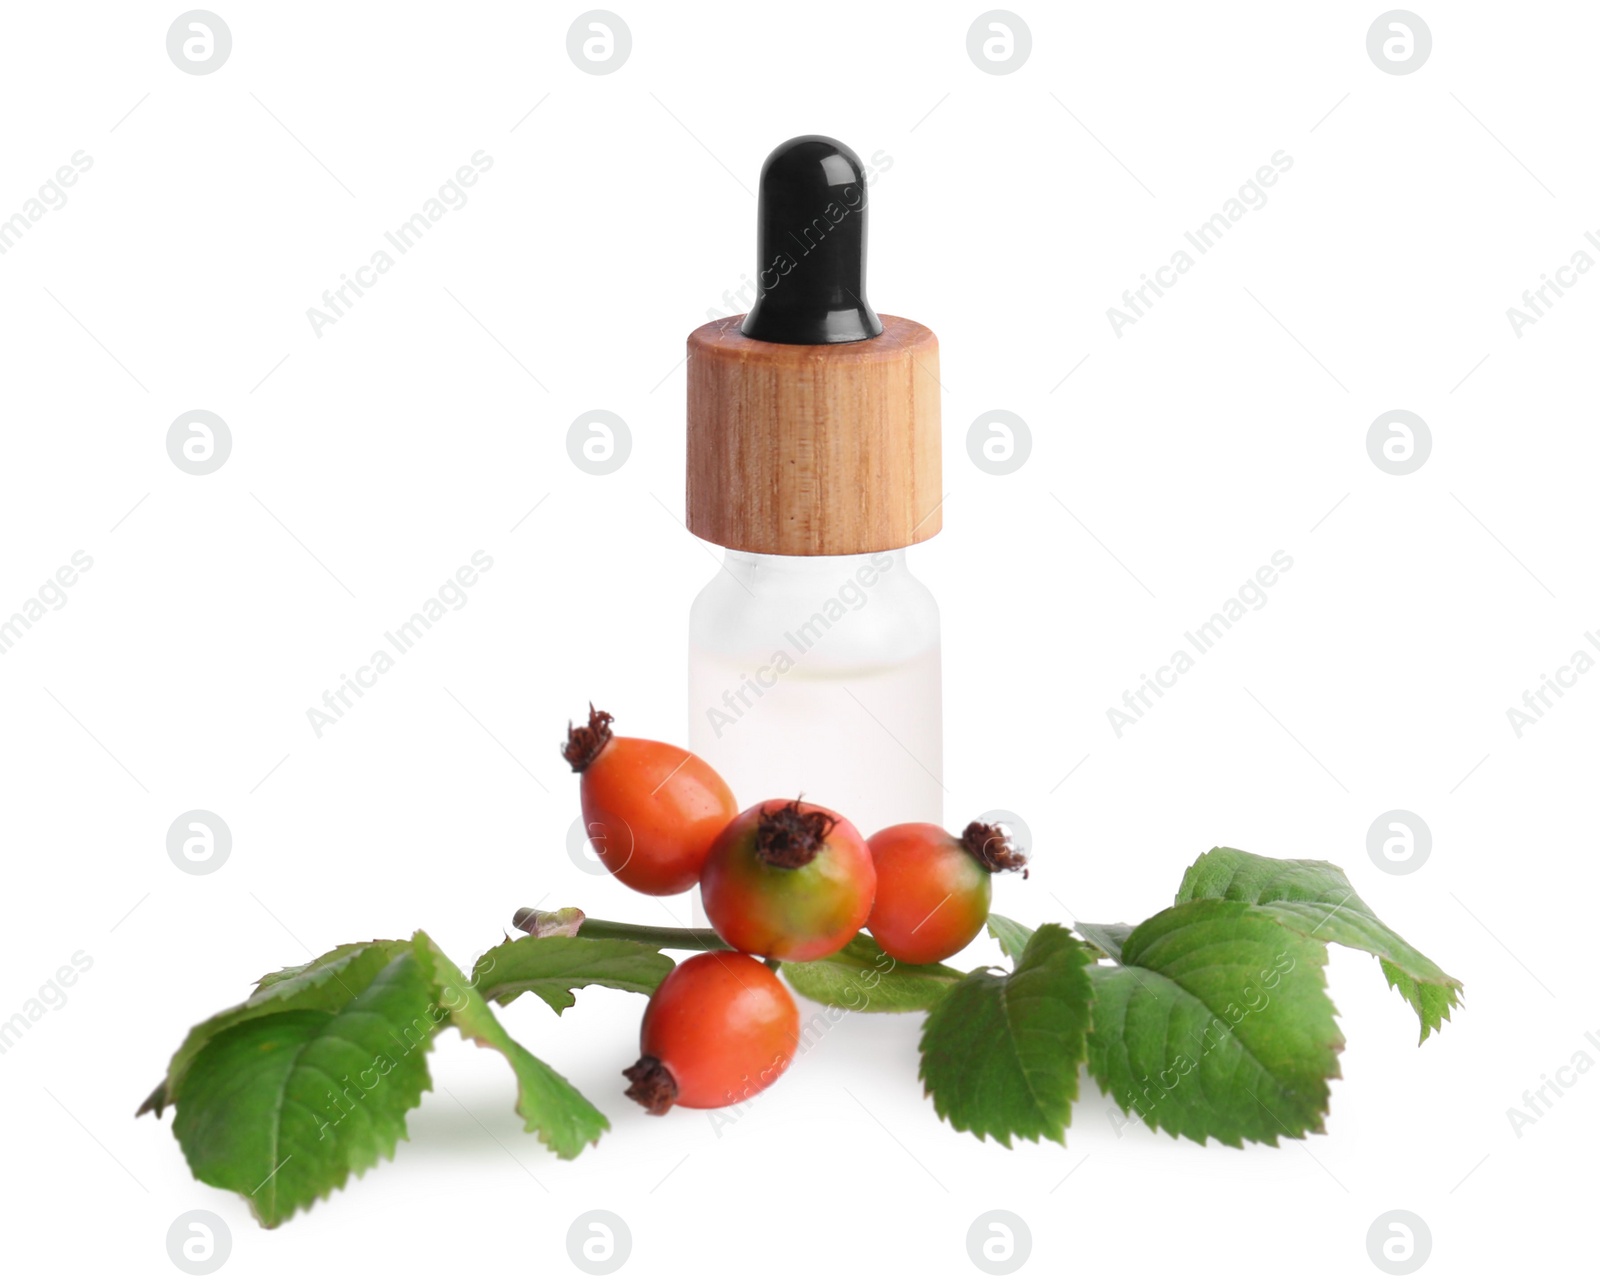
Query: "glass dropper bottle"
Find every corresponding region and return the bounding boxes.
[685,135,944,839]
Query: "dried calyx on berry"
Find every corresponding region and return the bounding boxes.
[960,820,1029,878]
[622,1055,678,1115]
[755,799,836,869]
[561,704,614,773]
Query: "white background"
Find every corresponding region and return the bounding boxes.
[2,0,1594,1280]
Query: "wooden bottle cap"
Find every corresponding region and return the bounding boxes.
[685,314,941,556]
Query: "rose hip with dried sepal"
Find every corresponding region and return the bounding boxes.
[865,820,1028,964]
[699,799,876,962]
[623,951,799,1114]
[562,705,737,896]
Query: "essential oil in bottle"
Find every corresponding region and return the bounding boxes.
[685,135,944,838]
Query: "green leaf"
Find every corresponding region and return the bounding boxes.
[151,933,608,1226]
[1072,922,1135,962]
[1176,847,1463,1042]
[247,940,412,994]
[780,934,963,1012]
[138,939,414,1117]
[1086,900,1342,1147]
[172,948,440,1227]
[985,914,1035,960]
[470,935,674,1015]
[917,924,1095,1146]
[417,935,607,1159]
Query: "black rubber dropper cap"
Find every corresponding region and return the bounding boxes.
[740,136,883,345]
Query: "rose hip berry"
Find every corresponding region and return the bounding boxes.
[623,951,799,1113]
[865,820,1029,964]
[563,705,737,896]
[699,799,875,961]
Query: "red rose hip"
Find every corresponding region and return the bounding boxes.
[866,820,1028,963]
[623,951,800,1113]
[563,705,737,896]
[699,799,876,962]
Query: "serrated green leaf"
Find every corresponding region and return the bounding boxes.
[417,934,607,1159]
[985,914,1035,960]
[139,939,414,1117]
[1176,847,1463,1042]
[780,934,963,1012]
[917,924,1095,1146]
[1073,922,1135,962]
[1086,900,1342,1147]
[173,949,440,1227]
[247,939,412,995]
[152,932,608,1226]
[470,935,674,1014]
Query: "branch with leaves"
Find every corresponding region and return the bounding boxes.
[139,846,1461,1226]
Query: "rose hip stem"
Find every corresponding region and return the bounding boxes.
[512,907,730,951]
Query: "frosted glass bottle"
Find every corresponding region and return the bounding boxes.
[689,549,942,837]
[682,134,945,846]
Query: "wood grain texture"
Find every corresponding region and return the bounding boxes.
[686,314,941,555]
